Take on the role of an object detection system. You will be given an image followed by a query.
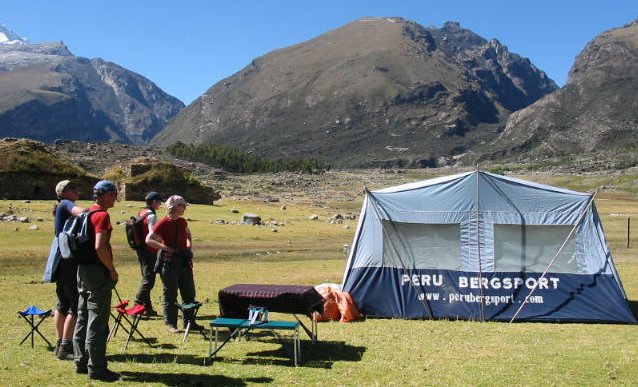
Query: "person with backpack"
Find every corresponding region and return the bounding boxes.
[43,180,85,360]
[145,195,202,333]
[73,180,120,382]
[133,191,163,317]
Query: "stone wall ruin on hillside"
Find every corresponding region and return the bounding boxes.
[120,159,221,205]
[0,173,96,200]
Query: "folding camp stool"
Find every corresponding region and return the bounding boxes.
[177,301,206,342]
[108,299,130,338]
[108,301,152,349]
[18,305,52,348]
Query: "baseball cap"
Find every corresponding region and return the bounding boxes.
[165,195,189,209]
[145,191,164,203]
[55,180,75,198]
[93,180,117,196]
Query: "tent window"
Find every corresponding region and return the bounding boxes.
[493,224,577,273]
[381,221,461,270]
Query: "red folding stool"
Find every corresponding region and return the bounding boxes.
[108,300,152,349]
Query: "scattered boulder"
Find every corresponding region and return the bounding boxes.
[330,213,344,224]
[309,214,319,220]
[242,213,262,225]
[0,215,30,223]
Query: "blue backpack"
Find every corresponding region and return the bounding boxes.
[58,210,103,264]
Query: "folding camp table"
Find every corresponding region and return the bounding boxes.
[209,317,301,366]
[218,284,324,342]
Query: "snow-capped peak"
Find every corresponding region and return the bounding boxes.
[0,23,29,45]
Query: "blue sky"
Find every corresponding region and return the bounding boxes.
[2,1,636,104]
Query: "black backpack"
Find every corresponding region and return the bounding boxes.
[58,210,103,264]
[125,209,152,250]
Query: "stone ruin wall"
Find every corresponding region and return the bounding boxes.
[123,162,220,205]
[0,173,96,200]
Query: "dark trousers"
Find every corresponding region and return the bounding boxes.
[74,264,116,374]
[134,249,157,310]
[55,259,79,315]
[160,254,196,327]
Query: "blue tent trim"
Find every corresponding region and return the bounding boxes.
[343,267,636,323]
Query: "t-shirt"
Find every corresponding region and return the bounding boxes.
[140,208,158,253]
[88,204,112,235]
[54,199,77,236]
[153,216,189,250]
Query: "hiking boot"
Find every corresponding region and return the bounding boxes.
[56,343,74,360]
[144,308,158,317]
[89,369,121,382]
[167,325,180,334]
[76,364,88,374]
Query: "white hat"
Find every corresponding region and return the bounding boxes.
[166,195,189,209]
[55,180,73,198]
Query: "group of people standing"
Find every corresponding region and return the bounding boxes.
[44,179,200,382]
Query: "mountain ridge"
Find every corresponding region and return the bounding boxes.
[482,18,638,162]
[154,17,556,167]
[0,36,184,143]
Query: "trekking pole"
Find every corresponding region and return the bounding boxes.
[113,286,123,303]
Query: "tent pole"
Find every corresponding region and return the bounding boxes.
[475,165,486,321]
[508,190,598,323]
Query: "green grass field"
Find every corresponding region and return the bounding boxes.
[1,174,637,386]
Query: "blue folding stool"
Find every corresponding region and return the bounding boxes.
[18,305,52,348]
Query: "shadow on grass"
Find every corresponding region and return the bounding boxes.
[110,334,366,369]
[212,337,366,369]
[120,371,271,386]
[109,352,203,366]
[108,336,181,350]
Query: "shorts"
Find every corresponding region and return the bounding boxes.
[55,260,79,316]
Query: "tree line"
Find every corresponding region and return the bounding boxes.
[166,142,327,173]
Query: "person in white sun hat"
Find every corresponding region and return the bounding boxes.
[145,195,201,333]
[44,180,84,361]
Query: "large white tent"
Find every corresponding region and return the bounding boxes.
[341,171,636,323]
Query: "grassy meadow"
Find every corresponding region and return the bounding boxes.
[1,171,637,386]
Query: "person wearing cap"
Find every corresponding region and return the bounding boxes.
[43,180,84,360]
[145,195,201,333]
[73,180,120,382]
[133,191,164,316]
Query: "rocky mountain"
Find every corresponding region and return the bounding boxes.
[0,29,184,144]
[0,24,28,45]
[155,17,556,168]
[485,19,638,161]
